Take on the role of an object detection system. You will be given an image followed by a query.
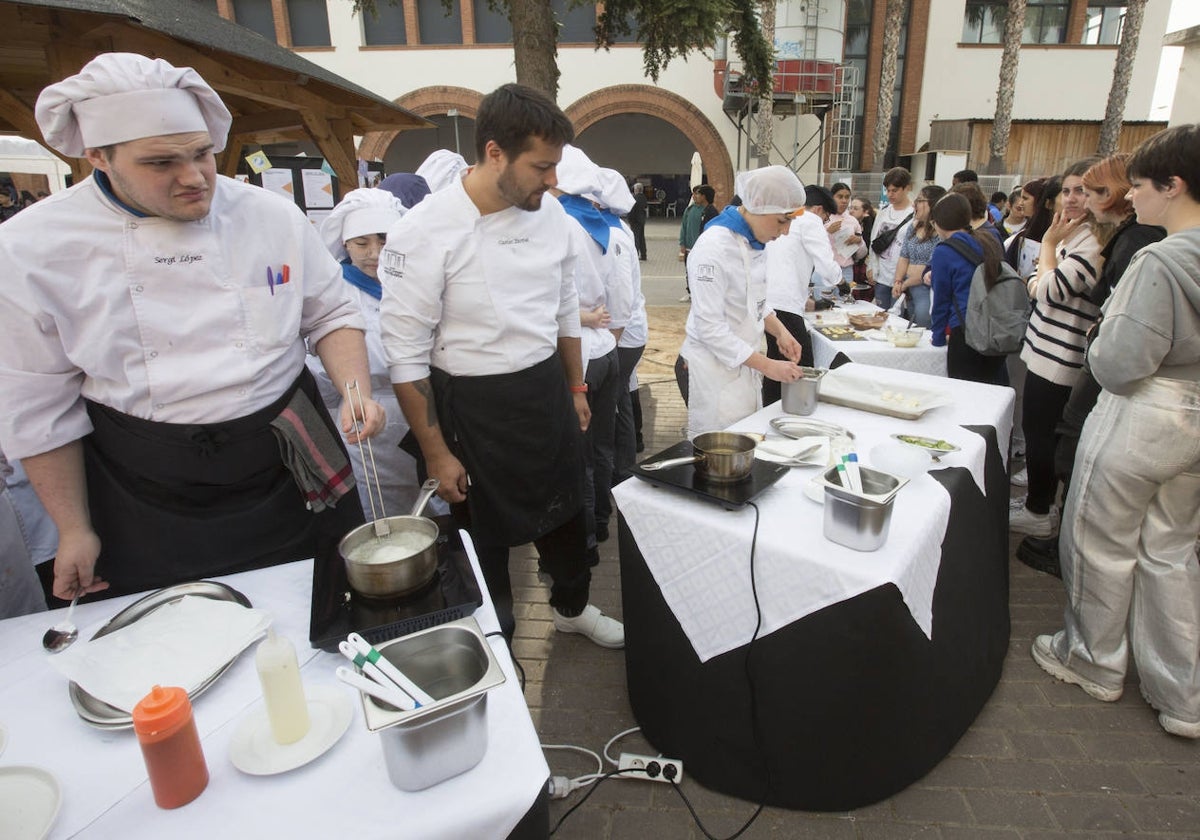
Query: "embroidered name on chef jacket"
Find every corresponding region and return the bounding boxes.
[498,237,530,246]
[153,254,204,266]
[382,251,405,278]
[694,264,716,282]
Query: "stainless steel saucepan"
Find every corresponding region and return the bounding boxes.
[640,431,757,484]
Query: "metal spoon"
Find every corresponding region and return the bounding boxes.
[42,592,81,653]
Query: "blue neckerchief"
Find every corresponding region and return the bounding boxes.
[341,260,382,300]
[95,170,149,217]
[704,205,764,250]
[558,194,610,253]
[601,208,624,230]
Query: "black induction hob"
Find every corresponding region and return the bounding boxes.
[630,440,790,510]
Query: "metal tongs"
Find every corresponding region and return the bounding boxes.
[345,380,390,538]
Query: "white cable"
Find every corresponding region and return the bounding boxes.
[602,725,642,766]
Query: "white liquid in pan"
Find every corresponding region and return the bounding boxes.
[348,532,432,564]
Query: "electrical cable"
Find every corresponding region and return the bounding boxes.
[602,725,642,766]
[484,630,525,691]
[548,768,648,836]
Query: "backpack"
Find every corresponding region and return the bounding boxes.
[940,236,1030,356]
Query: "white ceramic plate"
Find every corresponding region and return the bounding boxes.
[802,474,825,505]
[0,766,61,840]
[229,685,353,776]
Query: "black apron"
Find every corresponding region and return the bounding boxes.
[84,367,364,594]
[430,353,585,547]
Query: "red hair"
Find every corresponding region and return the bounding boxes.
[1082,154,1133,218]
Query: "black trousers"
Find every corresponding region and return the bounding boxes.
[630,219,647,259]
[614,344,645,483]
[762,308,815,406]
[946,326,1006,385]
[470,509,590,642]
[1021,370,1074,515]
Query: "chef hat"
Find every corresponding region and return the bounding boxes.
[415,150,469,193]
[320,188,406,262]
[554,144,603,198]
[590,167,635,215]
[377,172,431,208]
[733,165,807,215]
[35,53,232,157]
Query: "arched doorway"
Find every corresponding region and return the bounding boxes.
[358,86,484,174]
[566,85,734,210]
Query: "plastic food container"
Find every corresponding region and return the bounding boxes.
[358,617,505,791]
[820,465,908,551]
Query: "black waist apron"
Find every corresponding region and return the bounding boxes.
[431,353,585,547]
[84,367,363,593]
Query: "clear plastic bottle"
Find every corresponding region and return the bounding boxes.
[255,629,310,744]
[132,685,209,809]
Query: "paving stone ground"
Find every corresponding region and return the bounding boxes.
[514,219,1199,839]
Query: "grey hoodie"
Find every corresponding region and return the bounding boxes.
[1089,227,1200,395]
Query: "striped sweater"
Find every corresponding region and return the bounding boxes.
[1019,224,1104,385]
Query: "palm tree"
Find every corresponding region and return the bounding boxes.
[1097,0,1147,156]
[987,0,1027,174]
[753,0,776,166]
[871,0,906,171]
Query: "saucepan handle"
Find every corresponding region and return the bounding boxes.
[640,455,704,471]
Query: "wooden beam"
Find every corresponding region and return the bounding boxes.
[229,109,306,135]
[0,87,79,173]
[300,110,357,202]
[218,136,245,178]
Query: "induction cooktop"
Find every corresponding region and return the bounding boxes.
[630,440,790,510]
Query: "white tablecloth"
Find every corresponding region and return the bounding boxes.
[0,553,548,840]
[613,364,1012,663]
[807,307,948,377]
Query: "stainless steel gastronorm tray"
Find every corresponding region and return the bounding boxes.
[68,580,252,730]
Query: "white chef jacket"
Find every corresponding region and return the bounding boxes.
[0,175,363,460]
[380,179,581,383]
[612,222,647,349]
[681,224,771,436]
[766,211,841,313]
[567,219,618,366]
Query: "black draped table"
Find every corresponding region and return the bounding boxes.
[613,364,1013,810]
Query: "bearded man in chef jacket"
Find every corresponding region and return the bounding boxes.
[379,84,623,649]
[0,53,385,601]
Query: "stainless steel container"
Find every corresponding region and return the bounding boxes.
[820,465,908,552]
[358,617,506,791]
[781,367,826,416]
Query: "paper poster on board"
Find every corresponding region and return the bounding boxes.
[302,169,335,209]
[306,209,331,228]
[261,169,294,201]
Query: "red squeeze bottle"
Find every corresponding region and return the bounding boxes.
[132,685,210,809]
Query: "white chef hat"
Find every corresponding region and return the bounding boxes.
[415,149,469,193]
[590,167,635,215]
[554,144,603,198]
[320,188,406,262]
[734,165,807,215]
[35,53,232,157]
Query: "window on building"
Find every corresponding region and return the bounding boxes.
[232,0,278,42]
[417,0,462,45]
[363,0,407,45]
[553,0,595,44]
[1083,1,1127,45]
[961,0,1068,45]
[473,0,512,43]
[287,0,331,46]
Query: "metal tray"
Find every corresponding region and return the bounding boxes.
[68,581,252,730]
[817,369,951,420]
[770,416,855,442]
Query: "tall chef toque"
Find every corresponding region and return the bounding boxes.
[35,52,233,157]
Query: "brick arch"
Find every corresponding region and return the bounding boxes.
[358,86,485,161]
[565,85,733,208]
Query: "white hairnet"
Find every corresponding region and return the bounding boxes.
[554,144,603,197]
[320,188,406,262]
[415,149,469,193]
[734,165,807,215]
[36,53,232,157]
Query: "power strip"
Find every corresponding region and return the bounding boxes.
[617,752,683,784]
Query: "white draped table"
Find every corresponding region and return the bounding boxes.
[806,304,948,377]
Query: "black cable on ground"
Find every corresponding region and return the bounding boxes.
[548,768,648,836]
[485,630,526,692]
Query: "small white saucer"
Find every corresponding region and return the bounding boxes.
[0,765,61,840]
[229,685,353,775]
[803,474,825,505]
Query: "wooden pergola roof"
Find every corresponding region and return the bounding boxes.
[0,0,431,192]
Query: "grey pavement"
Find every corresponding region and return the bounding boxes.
[511,217,1199,839]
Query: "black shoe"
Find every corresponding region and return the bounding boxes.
[1017,535,1061,578]
[596,523,609,543]
[635,437,645,453]
[587,547,601,567]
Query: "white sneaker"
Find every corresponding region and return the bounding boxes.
[1010,505,1054,537]
[678,292,691,302]
[553,604,625,649]
[1031,634,1122,702]
[1011,467,1028,487]
[1159,714,1200,739]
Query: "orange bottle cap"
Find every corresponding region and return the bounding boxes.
[132,685,191,737]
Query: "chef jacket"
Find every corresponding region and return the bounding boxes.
[566,215,621,366]
[611,222,648,349]
[380,178,582,383]
[0,175,363,460]
[766,211,842,313]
